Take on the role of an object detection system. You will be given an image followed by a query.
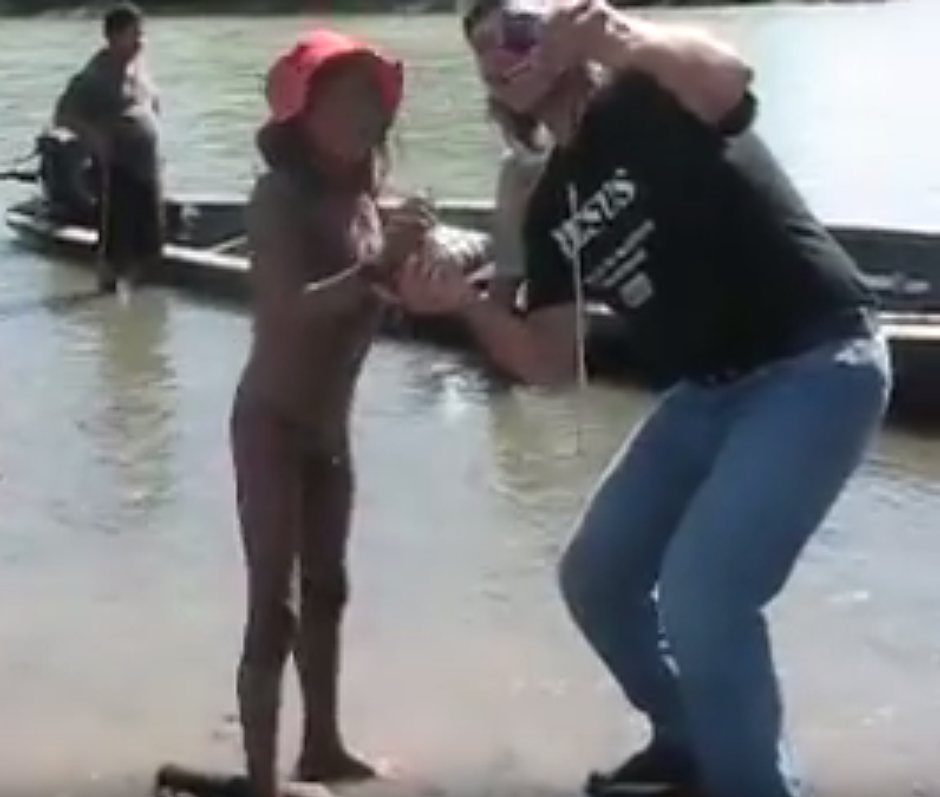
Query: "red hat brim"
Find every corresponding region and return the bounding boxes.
[265,29,403,126]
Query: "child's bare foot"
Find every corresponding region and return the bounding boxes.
[293,750,377,785]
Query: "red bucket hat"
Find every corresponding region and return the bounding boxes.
[265,28,404,125]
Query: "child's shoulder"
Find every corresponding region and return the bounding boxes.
[249,170,297,212]
[249,170,339,216]
[245,172,306,248]
[247,171,324,234]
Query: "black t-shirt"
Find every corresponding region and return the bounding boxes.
[522,71,874,382]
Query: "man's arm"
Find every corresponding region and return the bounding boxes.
[454,165,580,386]
[459,297,580,386]
[393,249,580,388]
[593,9,754,126]
[53,74,111,157]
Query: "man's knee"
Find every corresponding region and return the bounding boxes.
[558,528,633,627]
[658,562,757,683]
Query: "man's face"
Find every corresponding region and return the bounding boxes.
[467,6,560,115]
[108,21,143,62]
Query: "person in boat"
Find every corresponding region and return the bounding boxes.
[489,98,548,308]
[231,28,438,797]
[53,2,162,294]
[391,1,892,796]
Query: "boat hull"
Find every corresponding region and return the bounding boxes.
[7,194,940,426]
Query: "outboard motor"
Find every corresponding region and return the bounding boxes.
[35,128,100,224]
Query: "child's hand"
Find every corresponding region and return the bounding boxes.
[379,196,437,271]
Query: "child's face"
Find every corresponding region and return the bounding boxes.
[300,59,391,166]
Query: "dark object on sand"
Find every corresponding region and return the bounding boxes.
[154,764,252,797]
[154,764,339,797]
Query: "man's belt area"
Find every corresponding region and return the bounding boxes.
[689,307,878,388]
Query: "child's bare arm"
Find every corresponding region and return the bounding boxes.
[246,176,376,326]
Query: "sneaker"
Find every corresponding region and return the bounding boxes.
[585,743,699,796]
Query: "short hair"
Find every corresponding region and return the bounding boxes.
[460,0,502,37]
[103,2,143,38]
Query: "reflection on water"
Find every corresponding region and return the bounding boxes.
[50,270,178,538]
[0,266,938,796]
[0,287,101,322]
[0,2,939,796]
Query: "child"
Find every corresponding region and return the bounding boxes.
[230,29,432,797]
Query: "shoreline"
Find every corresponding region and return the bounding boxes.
[0,0,889,18]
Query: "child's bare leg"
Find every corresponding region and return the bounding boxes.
[232,404,301,797]
[293,451,375,784]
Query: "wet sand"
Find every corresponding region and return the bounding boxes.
[0,290,937,797]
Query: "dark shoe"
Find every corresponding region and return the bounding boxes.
[585,743,699,796]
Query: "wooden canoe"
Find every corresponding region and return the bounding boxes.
[6,192,940,425]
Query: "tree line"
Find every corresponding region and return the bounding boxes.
[1,0,817,15]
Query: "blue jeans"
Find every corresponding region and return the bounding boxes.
[558,333,892,797]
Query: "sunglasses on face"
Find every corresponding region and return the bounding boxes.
[500,11,542,54]
[466,1,543,56]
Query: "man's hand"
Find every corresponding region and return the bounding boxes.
[534,0,753,126]
[531,0,620,78]
[391,256,480,316]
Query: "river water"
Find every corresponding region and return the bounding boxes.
[0,3,938,797]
